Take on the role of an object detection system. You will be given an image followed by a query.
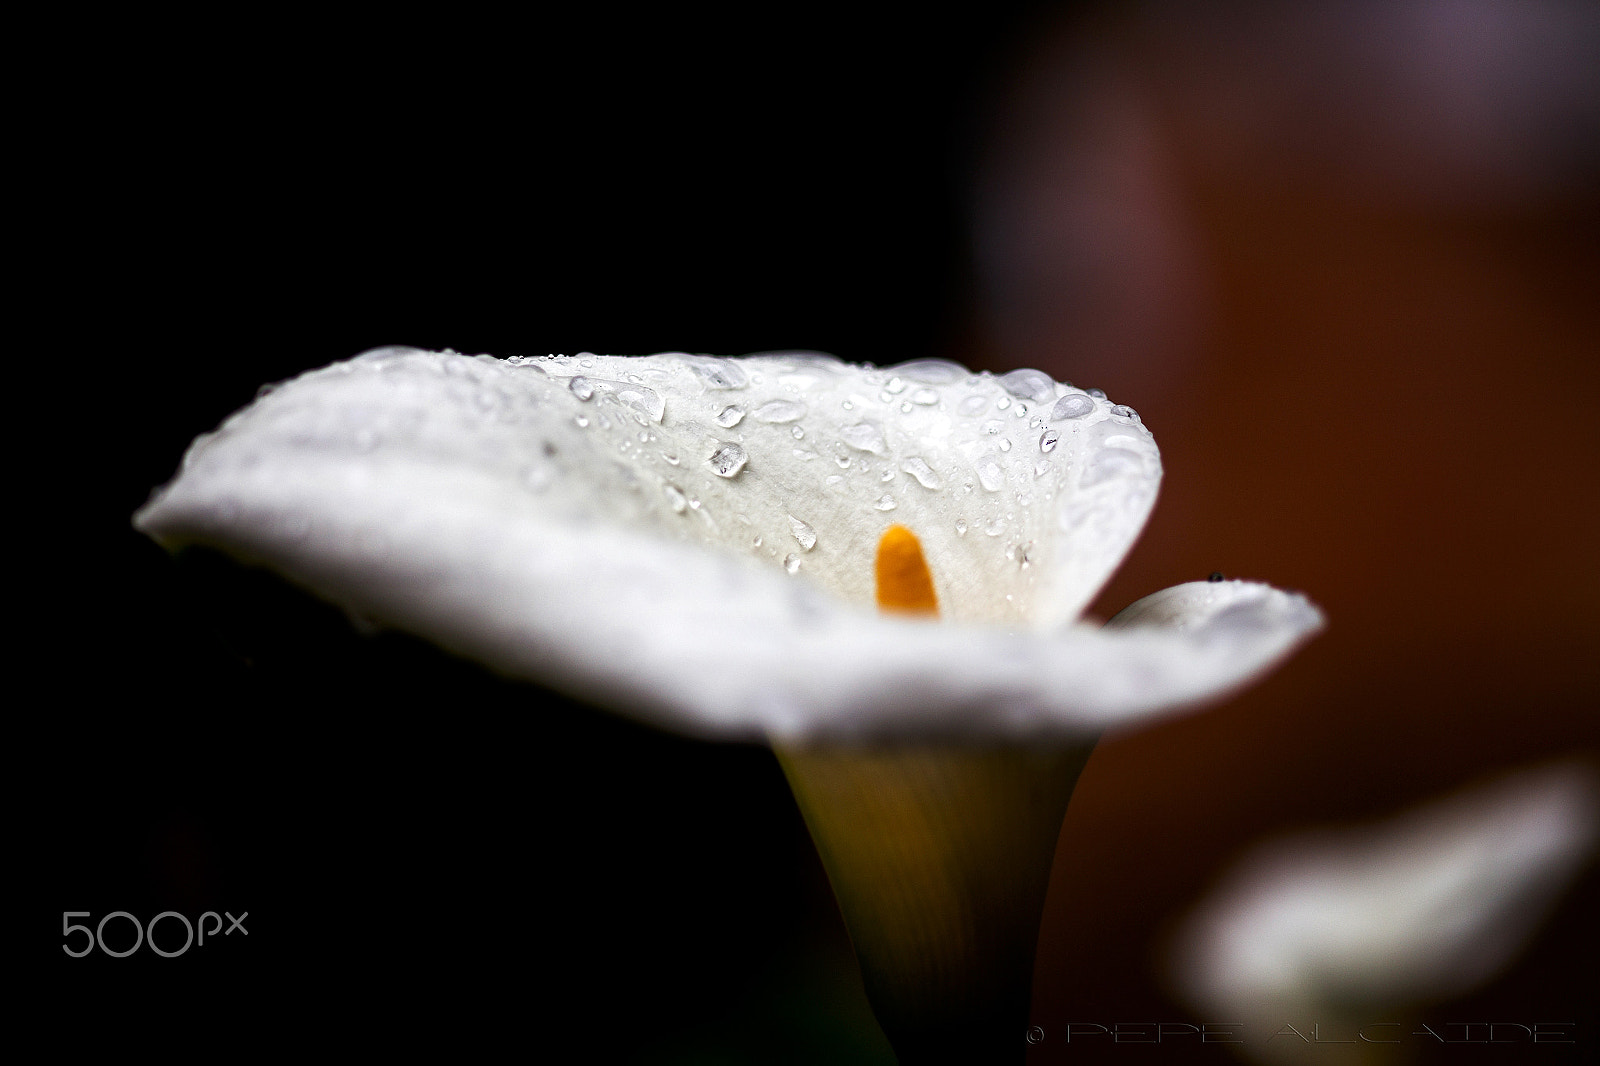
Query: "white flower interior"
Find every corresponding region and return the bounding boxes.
[212,348,1156,626]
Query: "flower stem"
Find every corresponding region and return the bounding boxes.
[774,744,1095,1063]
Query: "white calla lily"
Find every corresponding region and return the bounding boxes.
[135,347,1320,743]
[135,347,1322,1062]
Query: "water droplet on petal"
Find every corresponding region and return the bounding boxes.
[885,376,906,394]
[788,514,817,551]
[996,396,1011,410]
[840,421,887,454]
[707,443,748,478]
[1034,459,1053,478]
[1087,387,1107,400]
[686,357,748,389]
[754,399,807,423]
[664,485,688,513]
[521,466,552,493]
[955,519,968,536]
[716,404,747,427]
[1109,403,1140,422]
[574,415,589,429]
[753,535,763,548]
[998,368,1055,403]
[977,458,1005,492]
[616,383,664,424]
[901,457,943,489]
[784,553,801,574]
[874,493,897,511]
[958,394,989,417]
[1081,447,1144,487]
[791,425,805,439]
[1051,394,1094,420]
[891,359,965,384]
[999,439,1012,452]
[1039,428,1060,452]
[984,516,1007,536]
[910,388,939,405]
[569,377,596,401]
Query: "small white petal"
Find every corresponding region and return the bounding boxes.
[1169,762,1600,1030]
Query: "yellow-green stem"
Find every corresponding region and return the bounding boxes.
[775,744,1095,1064]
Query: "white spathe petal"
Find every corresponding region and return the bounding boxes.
[143,347,1157,630]
[1169,762,1600,1030]
[138,380,1320,740]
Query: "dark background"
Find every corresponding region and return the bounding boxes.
[35,3,1599,1061]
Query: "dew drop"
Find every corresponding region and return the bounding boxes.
[1109,403,1140,422]
[955,519,968,536]
[707,443,748,478]
[891,359,965,384]
[958,394,989,417]
[784,553,801,574]
[1087,387,1107,400]
[574,415,589,429]
[1209,571,1225,583]
[1081,448,1144,488]
[977,458,1005,492]
[999,439,1012,452]
[687,358,748,390]
[900,401,912,414]
[841,400,854,410]
[1039,428,1060,452]
[754,399,806,423]
[1051,394,1095,420]
[716,404,746,428]
[996,396,1011,410]
[910,388,939,405]
[984,516,1007,536]
[569,377,596,401]
[753,536,763,548]
[840,421,887,454]
[880,468,895,482]
[521,465,552,493]
[998,368,1056,403]
[617,384,664,424]
[664,485,688,514]
[788,514,817,551]
[791,425,805,439]
[901,456,943,490]
[661,451,681,465]
[1034,459,1053,478]
[885,376,907,394]
[874,494,897,511]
